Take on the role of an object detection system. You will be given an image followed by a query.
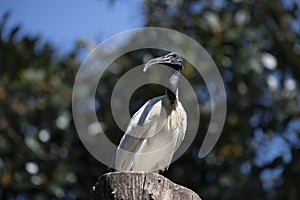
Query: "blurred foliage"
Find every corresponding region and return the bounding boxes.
[0,12,105,199]
[1,0,300,199]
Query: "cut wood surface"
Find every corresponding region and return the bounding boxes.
[91,172,201,200]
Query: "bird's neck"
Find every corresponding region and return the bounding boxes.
[166,71,180,104]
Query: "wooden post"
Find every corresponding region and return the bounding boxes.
[91,172,201,200]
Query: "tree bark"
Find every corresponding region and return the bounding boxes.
[91,172,201,200]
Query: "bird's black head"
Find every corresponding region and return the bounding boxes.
[144,52,183,72]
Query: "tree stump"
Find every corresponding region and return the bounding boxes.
[91,172,201,200]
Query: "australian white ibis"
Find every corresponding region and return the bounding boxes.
[115,52,187,172]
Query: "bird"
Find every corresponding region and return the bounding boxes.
[115,52,187,173]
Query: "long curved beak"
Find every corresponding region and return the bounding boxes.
[143,56,171,72]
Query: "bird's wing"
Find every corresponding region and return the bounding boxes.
[115,96,167,171]
[126,95,166,138]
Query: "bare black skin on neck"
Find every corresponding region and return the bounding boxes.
[166,71,181,104]
[166,89,176,104]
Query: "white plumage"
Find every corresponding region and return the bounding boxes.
[115,52,187,172]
